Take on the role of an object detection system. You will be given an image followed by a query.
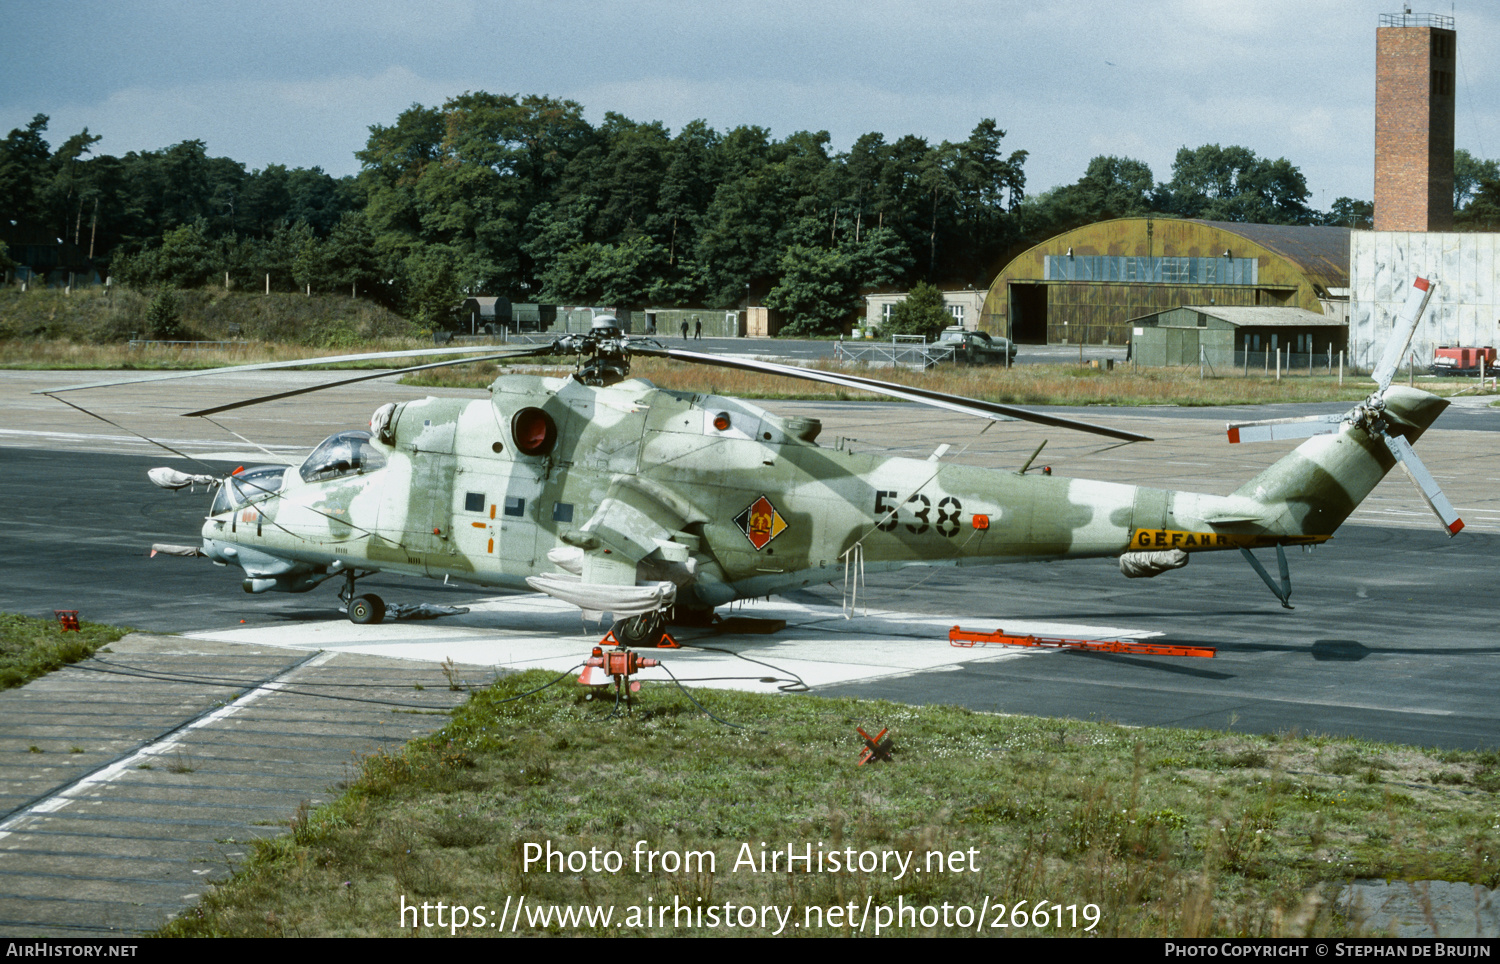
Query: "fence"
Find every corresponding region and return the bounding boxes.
[833,335,941,370]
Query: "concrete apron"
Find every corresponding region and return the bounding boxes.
[0,633,479,937]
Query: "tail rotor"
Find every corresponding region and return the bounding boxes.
[1225,276,1462,537]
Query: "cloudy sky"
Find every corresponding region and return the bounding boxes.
[3,0,1496,208]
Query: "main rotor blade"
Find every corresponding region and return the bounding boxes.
[1382,432,1464,536]
[1372,276,1435,392]
[635,348,1152,443]
[180,347,557,417]
[36,343,555,395]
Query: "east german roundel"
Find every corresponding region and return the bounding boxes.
[733,495,787,550]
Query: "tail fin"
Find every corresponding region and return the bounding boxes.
[1232,387,1450,538]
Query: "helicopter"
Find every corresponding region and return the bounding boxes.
[42,278,1460,643]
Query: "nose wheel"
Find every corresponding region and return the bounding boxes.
[338,571,385,624]
[348,594,386,624]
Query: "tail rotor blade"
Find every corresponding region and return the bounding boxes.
[1226,413,1345,443]
[1372,277,1436,392]
[1382,433,1464,536]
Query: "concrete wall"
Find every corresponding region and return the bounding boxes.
[1350,231,1500,369]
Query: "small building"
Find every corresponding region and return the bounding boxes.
[459,296,511,333]
[1128,305,1347,369]
[864,289,985,331]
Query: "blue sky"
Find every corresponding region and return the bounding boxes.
[3,0,1496,207]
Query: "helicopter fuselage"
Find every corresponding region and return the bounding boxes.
[198,371,1430,611]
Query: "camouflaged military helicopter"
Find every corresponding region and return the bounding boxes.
[44,278,1461,642]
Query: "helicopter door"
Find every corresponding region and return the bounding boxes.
[449,401,542,582]
[376,401,462,576]
[451,470,539,582]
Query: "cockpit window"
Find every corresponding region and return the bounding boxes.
[299,430,387,484]
[210,465,287,515]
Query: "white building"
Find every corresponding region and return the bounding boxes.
[1349,231,1500,370]
[863,289,986,332]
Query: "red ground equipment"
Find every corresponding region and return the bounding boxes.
[1432,346,1497,377]
[578,638,661,706]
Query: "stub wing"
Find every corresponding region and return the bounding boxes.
[526,474,705,616]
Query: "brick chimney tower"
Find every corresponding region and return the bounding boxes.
[1374,11,1456,231]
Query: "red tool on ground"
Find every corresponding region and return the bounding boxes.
[856,726,894,765]
[54,611,80,632]
[949,626,1215,658]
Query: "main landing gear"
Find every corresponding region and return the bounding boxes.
[610,611,664,647]
[608,605,717,647]
[338,570,385,625]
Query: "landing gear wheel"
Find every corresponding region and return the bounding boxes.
[611,611,664,647]
[349,593,386,625]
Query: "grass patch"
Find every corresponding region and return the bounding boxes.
[0,286,419,353]
[160,671,1500,937]
[0,612,131,691]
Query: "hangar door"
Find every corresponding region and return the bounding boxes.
[1009,283,1047,344]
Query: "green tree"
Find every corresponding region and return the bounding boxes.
[399,246,462,330]
[1455,149,1500,212]
[1456,177,1500,231]
[145,289,183,338]
[0,115,54,233]
[765,244,859,336]
[883,281,950,341]
[1162,144,1314,224]
[535,233,680,306]
[113,221,217,289]
[1324,197,1373,229]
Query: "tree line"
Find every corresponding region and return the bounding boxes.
[5,94,1497,335]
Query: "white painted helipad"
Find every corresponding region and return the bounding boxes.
[185,595,1164,693]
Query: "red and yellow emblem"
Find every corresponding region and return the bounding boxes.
[733,495,788,550]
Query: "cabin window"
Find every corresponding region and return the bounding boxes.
[553,503,574,523]
[299,430,386,483]
[504,496,526,517]
[211,465,287,515]
[465,492,485,513]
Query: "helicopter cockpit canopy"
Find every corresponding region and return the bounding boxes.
[210,464,288,515]
[299,430,387,484]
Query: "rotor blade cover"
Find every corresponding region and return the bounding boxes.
[148,467,220,490]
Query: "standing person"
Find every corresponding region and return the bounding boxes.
[694,318,702,340]
[681,319,689,340]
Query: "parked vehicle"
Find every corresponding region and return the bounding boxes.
[929,326,1018,365]
[1431,346,1496,377]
